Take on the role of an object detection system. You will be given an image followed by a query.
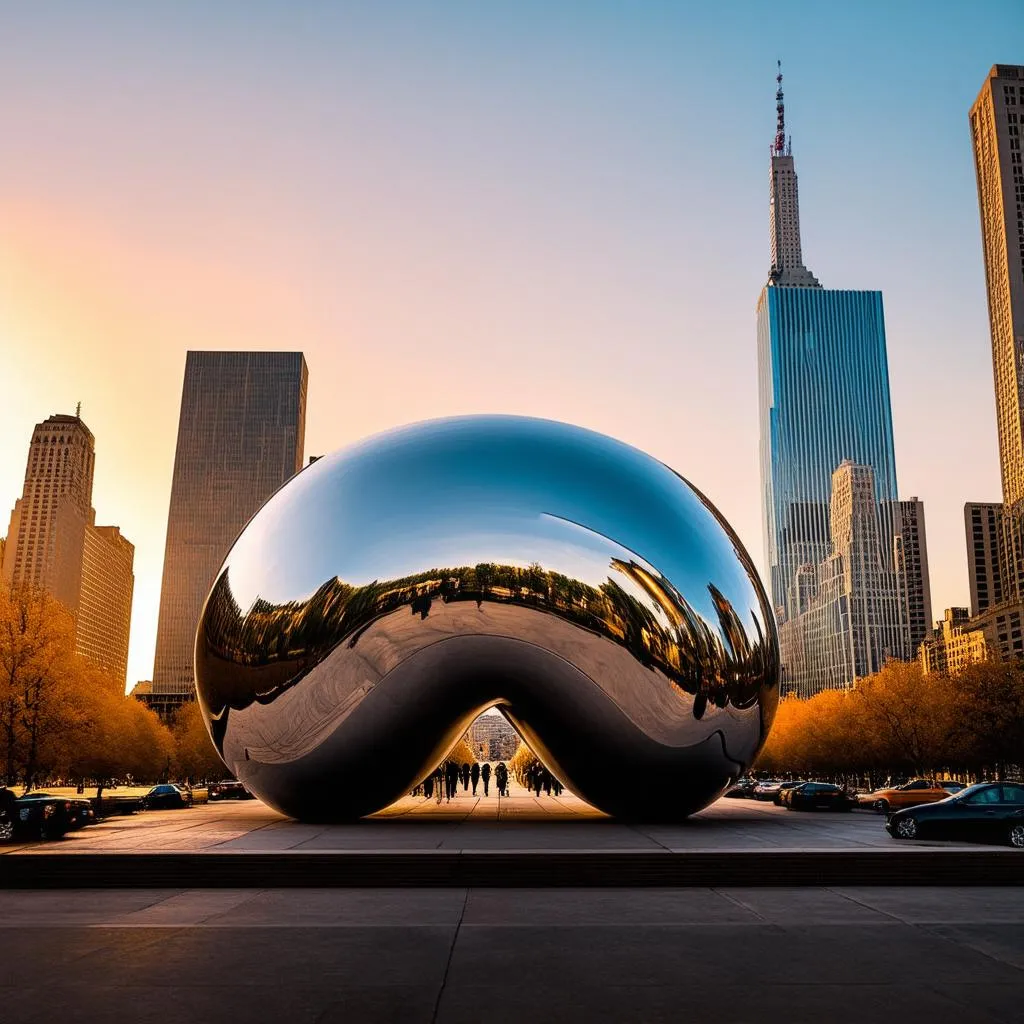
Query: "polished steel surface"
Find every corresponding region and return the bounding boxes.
[195,415,779,821]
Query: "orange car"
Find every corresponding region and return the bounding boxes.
[857,779,952,813]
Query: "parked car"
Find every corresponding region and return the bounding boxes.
[12,794,75,840]
[857,778,951,813]
[753,780,785,801]
[142,784,193,810]
[887,782,1024,847]
[773,780,807,805]
[207,780,255,801]
[17,793,95,830]
[781,782,853,812]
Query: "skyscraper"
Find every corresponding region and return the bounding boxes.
[2,414,95,589]
[964,501,1004,616]
[152,351,307,705]
[970,65,1024,515]
[969,65,1024,608]
[758,68,912,691]
[777,463,908,696]
[1,412,135,686]
[896,498,932,655]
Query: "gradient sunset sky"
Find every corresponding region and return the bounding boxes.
[0,2,1020,689]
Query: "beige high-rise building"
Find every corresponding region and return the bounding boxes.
[971,65,1024,610]
[777,462,909,696]
[2,412,134,686]
[2,414,95,588]
[153,352,307,703]
[971,65,1024,511]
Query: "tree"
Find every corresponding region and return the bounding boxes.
[0,585,79,789]
[172,700,226,782]
[0,581,176,793]
[953,662,1024,778]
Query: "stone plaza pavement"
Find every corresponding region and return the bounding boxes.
[1,791,1021,1022]
[0,786,993,854]
[0,885,1021,1023]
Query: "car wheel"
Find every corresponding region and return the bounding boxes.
[895,816,918,840]
[1009,824,1024,848]
[873,799,889,813]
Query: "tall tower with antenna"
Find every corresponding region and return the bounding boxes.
[768,62,819,287]
[756,65,920,696]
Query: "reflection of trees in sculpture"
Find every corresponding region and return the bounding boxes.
[201,554,775,714]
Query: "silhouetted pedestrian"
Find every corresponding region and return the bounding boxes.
[471,762,480,795]
[445,760,459,801]
[533,770,543,797]
[495,762,508,798]
[434,766,444,803]
[460,763,470,791]
[481,762,491,796]
[424,775,434,800]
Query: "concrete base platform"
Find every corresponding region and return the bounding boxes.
[2,794,1020,887]
[3,847,1022,888]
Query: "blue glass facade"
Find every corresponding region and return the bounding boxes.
[758,286,899,624]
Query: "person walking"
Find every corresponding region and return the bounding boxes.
[495,762,508,798]
[445,760,459,801]
[423,775,434,800]
[481,762,491,797]
[460,762,470,792]
[471,762,480,795]
[434,765,445,804]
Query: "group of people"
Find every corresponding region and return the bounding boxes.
[521,763,564,798]
[412,760,510,801]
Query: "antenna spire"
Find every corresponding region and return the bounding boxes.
[75,401,81,419]
[773,60,788,157]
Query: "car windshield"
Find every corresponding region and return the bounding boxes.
[954,783,996,802]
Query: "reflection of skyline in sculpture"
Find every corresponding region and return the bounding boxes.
[195,415,780,822]
[200,553,775,721]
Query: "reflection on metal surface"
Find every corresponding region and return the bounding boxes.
[195,416,779,821]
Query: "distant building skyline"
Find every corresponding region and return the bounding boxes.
[152,351,307,705]
[1,412,134,686]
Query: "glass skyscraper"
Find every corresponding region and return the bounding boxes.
[757,287,899,621]
[757,69,915,694]
[152,351,307,708]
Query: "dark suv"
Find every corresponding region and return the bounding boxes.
[208,780,255,801]
[17,793,95,831]
[10,794,77,840]
[143,784,193,810]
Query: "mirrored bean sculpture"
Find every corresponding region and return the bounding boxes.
[195,415,780,821]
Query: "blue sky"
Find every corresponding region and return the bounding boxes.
[0,2,1019,685]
